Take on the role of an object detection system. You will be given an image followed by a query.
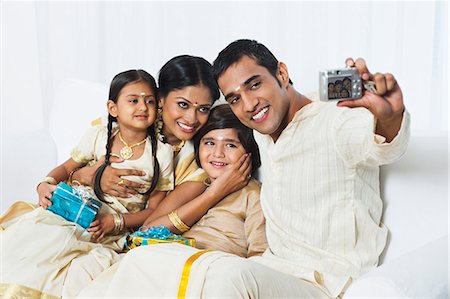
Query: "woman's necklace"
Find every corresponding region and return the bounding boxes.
[118,132,147,160]
[171,140,185,153]
[156,122,185,153]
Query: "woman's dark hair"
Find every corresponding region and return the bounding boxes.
[213,39,293,86]
[193,104,261,177]
[158,55,220,102]
[93,69,160,203]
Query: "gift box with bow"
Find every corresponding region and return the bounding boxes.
[125,226,196,251]
[48,182,102,229]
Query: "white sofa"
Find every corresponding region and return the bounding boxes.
[1,79,448,298]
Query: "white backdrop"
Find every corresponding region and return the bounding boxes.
[1,1,448,136]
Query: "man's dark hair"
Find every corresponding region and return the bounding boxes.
[213,39,292,86]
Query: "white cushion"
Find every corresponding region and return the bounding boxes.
[344,236,448,299]
[379,135,448,263]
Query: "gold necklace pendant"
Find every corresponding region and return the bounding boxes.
[120,146,134,160]
[118,132,147,160]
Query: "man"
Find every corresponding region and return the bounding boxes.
[201,39,410,298]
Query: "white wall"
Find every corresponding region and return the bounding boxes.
[1,1,44,136]
[2,1,448,139]
[1,1,448,140]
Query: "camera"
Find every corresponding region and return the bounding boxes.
[319,68,363,101]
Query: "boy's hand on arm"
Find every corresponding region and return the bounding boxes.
[337,57,405,142]
[207,152,252,199]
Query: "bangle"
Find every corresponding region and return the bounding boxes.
[71,180,82,187]
[167,210,190,233]
[68,167,82,186]
[113,213,124,234]
[36,177,57,191]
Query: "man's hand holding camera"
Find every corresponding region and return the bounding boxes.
[337,57,405,142]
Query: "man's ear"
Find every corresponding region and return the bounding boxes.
[277,62,290,87]
[107,100,118,117]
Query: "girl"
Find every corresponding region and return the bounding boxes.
[0,70,173,298]
[77,104,268,298]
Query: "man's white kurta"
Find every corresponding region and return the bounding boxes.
[252,101,410,297]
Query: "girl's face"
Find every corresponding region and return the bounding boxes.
[108,81,157,133]
[199,128,246,181]
[161,85,213,143]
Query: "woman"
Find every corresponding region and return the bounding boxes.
[77,104,268,298]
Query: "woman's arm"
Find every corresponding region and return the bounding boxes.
[70,155,146,198]
[123,190,167,228]
[144,153,252,234]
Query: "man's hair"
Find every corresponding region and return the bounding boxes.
[213,39,292,86]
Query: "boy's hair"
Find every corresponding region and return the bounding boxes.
[158,55,220,102]
[193,104,261,177]
[213,39,292,86]
[93,70,160,203]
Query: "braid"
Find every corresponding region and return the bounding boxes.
[141,123,160,197]
[93,114,115,204]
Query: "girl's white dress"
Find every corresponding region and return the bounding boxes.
[0,125,174,298]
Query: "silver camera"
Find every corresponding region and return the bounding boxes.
[319,68,362,101]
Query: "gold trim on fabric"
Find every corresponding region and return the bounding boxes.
[70,147,89,164]
[0,201,36,225]
[91,117,103,126]
[118,200,145,214]
[156,177,172,191]
[0,283,60,299]
[175,153,196,186]
[177,250,211,299]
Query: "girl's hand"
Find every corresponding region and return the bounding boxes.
[88,213,115,242]
[207,153,252,198]
[37,183,56,209]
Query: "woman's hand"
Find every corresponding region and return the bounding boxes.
[72,155,145,198]
[88,213,115,242]
[37,182,56,209]
[207,152,252,198]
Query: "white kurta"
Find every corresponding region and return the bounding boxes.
[252,101,410,297]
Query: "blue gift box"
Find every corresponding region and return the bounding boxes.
[48,182,102,229]
[124,226,196,251]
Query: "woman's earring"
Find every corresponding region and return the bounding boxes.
[156,105,165,142]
